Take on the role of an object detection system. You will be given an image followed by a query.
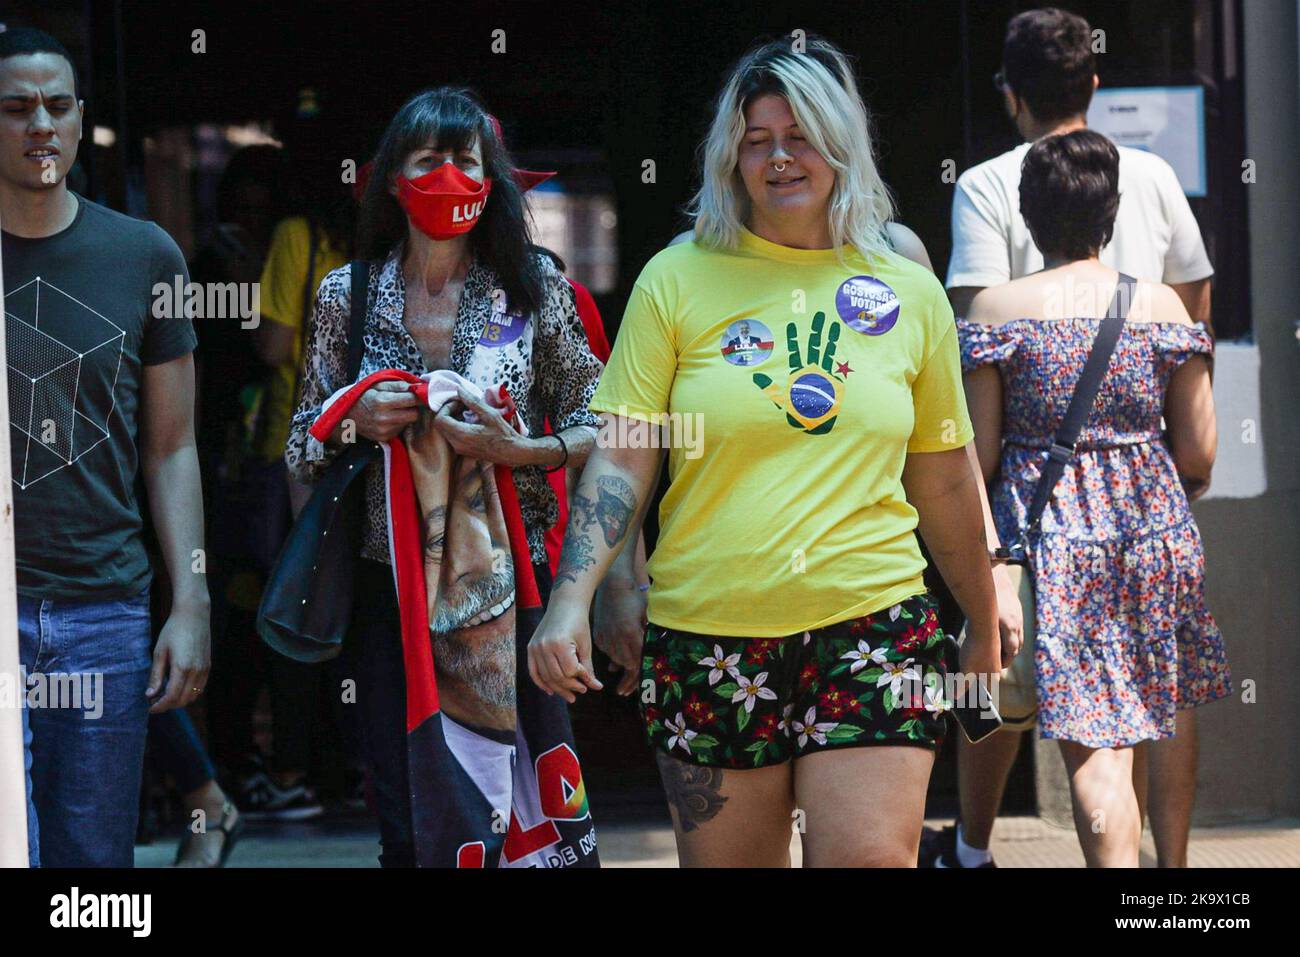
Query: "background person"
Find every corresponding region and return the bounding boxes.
[946,7,1213,324]
[929,5,1217,869]
[146,708,242,867]
[959,130,1229,867]
[185,143,290,829]
[234,121,357,821]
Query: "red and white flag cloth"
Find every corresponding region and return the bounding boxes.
[308,369,597,868]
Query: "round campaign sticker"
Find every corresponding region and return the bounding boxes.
[479,310,528,348]
[836,275,900,336]
[719,318,774,367]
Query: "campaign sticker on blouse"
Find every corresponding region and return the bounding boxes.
[479,310,529,348]
[719,319,775,367]
[836,275,900,336]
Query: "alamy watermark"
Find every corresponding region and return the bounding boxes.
[0,667,103,719]
[152,275,260,328]
[1040,275,1153,320]
[596,407,704,459]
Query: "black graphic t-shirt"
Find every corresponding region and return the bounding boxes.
[2,195,197,600]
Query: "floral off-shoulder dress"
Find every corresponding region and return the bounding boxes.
[958,318,1230,748]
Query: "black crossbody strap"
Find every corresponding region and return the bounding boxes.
[346,260,370,382]
[1021,273,1137,542]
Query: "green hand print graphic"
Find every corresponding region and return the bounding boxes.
[752,311,848,435]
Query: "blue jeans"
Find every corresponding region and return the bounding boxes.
[19,588,152,867]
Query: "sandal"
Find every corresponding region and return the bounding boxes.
[174,800,244,867]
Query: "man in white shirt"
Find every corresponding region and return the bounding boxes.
[946,8,1213,327]
[930,7,1212,872]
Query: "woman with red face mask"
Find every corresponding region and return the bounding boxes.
[285,87,603,867]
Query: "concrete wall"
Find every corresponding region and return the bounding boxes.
[1037,0,1300,826]
[1190,0,1300,822]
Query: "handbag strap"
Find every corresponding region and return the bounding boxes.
[347,260,370,381]
[1020,273,1137,543]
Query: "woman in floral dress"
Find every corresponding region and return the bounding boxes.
[960,130,1230,867]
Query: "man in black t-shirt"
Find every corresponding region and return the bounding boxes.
[0,28,209,867]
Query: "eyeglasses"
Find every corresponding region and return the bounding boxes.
[993,70,1009,93]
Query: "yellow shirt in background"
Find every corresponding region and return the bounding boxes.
[257,216,347,463]
[590,227,973,637]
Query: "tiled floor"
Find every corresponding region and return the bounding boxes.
[136,815,1300,868]
[958,815,1300,868]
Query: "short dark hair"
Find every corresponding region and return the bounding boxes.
[0,27,80,99]
[1002,8,1095,123]
[1019,129,1119,261]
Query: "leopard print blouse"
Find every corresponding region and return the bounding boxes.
[285,247,603,566]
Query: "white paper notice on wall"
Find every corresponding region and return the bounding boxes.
[1087,86,1207,197]
[1202,341,1267,500]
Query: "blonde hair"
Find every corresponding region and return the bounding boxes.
[688,36,896,262]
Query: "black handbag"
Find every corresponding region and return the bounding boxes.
[257,261,378,662]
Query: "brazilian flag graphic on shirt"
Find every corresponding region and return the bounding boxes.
[752,311,848,434]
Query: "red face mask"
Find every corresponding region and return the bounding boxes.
[396,162,493,240]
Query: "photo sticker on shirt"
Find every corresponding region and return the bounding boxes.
[836,276,900,336]
[719,318,774,367]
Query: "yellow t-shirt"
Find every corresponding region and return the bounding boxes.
[257,216,348,462]
[590,227,974,637]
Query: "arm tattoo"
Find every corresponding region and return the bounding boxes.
[594,475,636,548]
[555,531,595,588]
[655,751,727,833]
[568,488,597,529]
[555,490,598,588]
[553,476,637,588]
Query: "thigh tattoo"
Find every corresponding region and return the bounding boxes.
[656,751,727,832]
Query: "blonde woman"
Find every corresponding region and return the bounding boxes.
[529,37,1003,867]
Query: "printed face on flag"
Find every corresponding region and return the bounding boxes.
[407,415,518,725]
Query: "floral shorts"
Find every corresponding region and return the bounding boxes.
[639,593,953,769]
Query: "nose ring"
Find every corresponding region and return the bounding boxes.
[773,162,787,173]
